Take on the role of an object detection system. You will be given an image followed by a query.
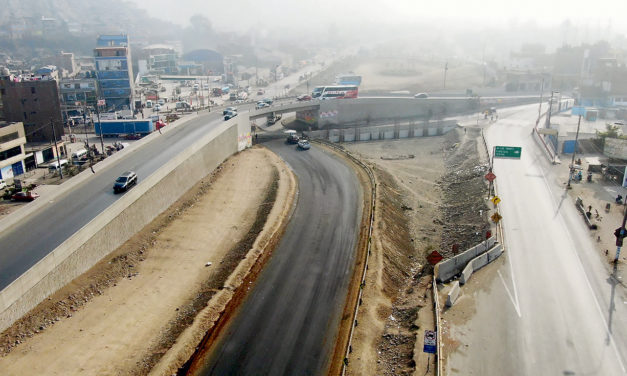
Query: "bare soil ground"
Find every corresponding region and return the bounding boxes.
[0,146,296,375]
[342,127,489,376]
[293,55,482,95]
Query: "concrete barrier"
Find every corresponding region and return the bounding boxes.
[471,252,489,271]
[487,244,504,263]
[459,262,474,285]
[436,237,496,283]
[445,281,460,307]
[0,111,219,236]
[0,115,251,332]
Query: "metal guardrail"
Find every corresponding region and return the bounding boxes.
[313,140,376,376]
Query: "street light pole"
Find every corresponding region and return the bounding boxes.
[545,91,555,128]
[50,119,63,179]
[537,78,544,121]
[96,104,104,154]
[566,114,582,189]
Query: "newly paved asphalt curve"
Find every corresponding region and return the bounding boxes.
[0,112,223,289]
[199,139,362,375]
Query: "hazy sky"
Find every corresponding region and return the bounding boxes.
[129,0,627,32]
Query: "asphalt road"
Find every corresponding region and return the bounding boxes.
[448,105,627,375]
[197,139,362,376]
[0,111,228,290]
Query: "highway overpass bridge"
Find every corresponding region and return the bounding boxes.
[251,96,541,129]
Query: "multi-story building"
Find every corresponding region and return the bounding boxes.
[94,34,134,111]
[56,52,78,77]
[0,74,64,143]
[59,78,98,108]
[0,121,27,181]
[142,45,178,74]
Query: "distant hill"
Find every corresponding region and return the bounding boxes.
[0,0,180,58]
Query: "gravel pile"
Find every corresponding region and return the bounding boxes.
[437,128,490,257]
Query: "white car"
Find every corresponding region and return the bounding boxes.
[256,102,269,109]
[0,179,6,190]
[154,104,161,111]
[157,99,165,105]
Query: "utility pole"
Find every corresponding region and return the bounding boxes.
[83,105,90,150]
[51,119,63,179]
[537,78,545,121]
[482,45,486,87]
[545,91,555,128]
[96,103,104,154]
[443,62,448,89]
[566,114,582,189]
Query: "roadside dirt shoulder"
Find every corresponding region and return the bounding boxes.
[0,146,296,375]
[342,127,490,376]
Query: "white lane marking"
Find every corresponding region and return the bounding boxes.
[487,129,522,318]
[498,270,522,317]
[538,161,627,373]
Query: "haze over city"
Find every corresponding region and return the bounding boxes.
[0,0,626,375]
[130,0,627,32]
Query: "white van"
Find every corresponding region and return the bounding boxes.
[48,159,69,172]
[146,100,153,108]
[71,149,88,160]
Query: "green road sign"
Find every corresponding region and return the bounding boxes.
[494,146,522,159]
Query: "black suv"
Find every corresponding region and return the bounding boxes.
[113,171,138,193]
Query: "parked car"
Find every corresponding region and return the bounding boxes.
[113,171,138,193]
[267,113,282,125]
[12,191,39,202]
[297,94,312,101]
[297,139,311,150]
[224,110,238,120]
[285,130,299,144]
[223,106,236,115]
[256,102,269,109]
[262,98,273,105]
[157,99,165,105]
[154,104,161,111]
[0,179,7,190]
[414,92,429,99]
[257,89,265,95]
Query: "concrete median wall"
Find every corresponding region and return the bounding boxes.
[435,237,496,283]
[0,116,249,333]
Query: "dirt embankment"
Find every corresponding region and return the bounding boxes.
[0,147,296,375]
[438,128,491,256]
[343,127,489,376]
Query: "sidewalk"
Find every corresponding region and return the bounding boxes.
[552,152,626,281]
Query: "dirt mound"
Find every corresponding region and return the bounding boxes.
[438,128,490,256]
[343,128,489,376]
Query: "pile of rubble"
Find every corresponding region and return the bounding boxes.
[437,128,490,257]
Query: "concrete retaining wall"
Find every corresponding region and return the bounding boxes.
[445,281,460,307]
[436,237,496,283]
[0,116,249,332]
[308,121,458,144]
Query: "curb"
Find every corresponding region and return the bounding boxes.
[312,140,376,376]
